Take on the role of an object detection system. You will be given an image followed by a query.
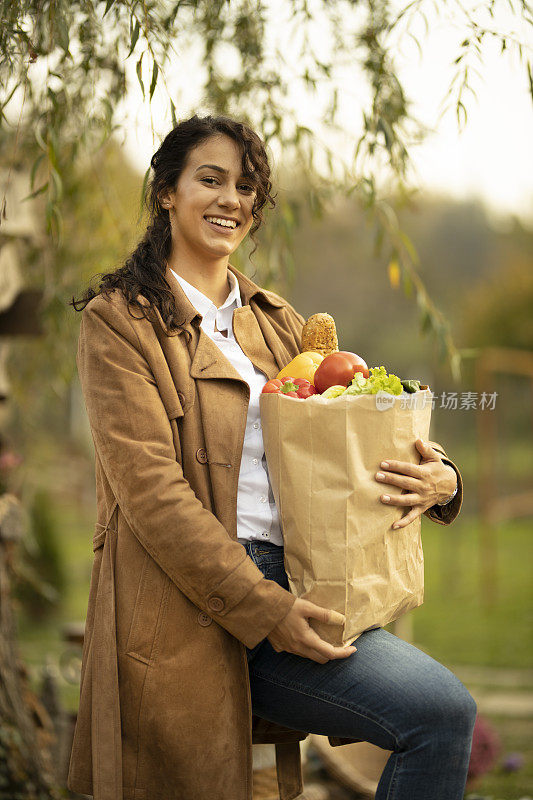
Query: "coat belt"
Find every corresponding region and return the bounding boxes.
[91,501,123,800]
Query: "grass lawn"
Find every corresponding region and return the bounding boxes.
[413,515,532,670]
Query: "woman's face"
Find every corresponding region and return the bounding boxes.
[161,134,257,263]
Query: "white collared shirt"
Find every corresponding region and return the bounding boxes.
[170,268,283,547]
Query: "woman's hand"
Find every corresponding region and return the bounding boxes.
[375,438,458,530]
[267,599,357,664]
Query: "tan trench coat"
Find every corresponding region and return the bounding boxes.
[67,264,463,800]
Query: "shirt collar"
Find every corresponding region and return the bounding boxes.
[170,268,242,336]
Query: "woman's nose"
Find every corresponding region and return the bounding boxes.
[217,184,240,209]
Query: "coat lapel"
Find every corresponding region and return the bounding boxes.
[232,306,280,380]
[188,327,245,382]
[161,263,286,383]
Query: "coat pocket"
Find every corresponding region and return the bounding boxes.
[125,550,171,666]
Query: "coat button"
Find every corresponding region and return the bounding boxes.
[197,611,212,627]
[207,596,225,612]
[196,448,208,464]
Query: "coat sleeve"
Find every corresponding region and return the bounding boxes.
[422,441,463,525]
[77,294,296,649]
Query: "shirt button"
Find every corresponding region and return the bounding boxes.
[261,532,269,538]
[197,611,212,627]
[253,422,260,430]
[260,496,267,503]
[252,458,259,466]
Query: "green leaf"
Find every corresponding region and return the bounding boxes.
[103,0,116,16]
[398,229,419,266]
[128,19,140,58]
[35,124,47,152]
[56,15,70,54]
[136,53,145,99]
[450,352,462,383]
[456,100,467,129]
[138,166,150,223]
[30,154,45,189]
[22,182,49,201]
[149,61,159,100]
[50,168,63,201]
[0,82,18,114]
[170,98,177,127]
[402,270,413,298]
[420,310,432,334]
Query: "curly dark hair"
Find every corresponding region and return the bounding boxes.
[70,114,275,330]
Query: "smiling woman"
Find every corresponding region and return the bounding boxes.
[158,136,257,305]
[68,114,473,800]
[71,114,275,328]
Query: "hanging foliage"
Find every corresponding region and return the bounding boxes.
[0,0,531,377]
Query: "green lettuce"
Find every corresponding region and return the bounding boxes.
[344,366,403,396]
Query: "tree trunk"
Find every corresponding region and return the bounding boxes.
[0,493,60,800]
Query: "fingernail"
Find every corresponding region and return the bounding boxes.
[376,472,385,480]
[392,523,399,529]
[382,495,390,502]
[381,461,389,468]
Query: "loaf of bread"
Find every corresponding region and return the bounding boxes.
[301,313,339,356]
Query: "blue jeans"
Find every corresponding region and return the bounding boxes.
[244,540,476,800]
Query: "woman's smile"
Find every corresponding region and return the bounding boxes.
[204,214,240,233]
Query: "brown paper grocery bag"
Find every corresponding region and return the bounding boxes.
[259,389,432,647]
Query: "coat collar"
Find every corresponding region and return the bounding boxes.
[151,263,285,336]
[135,263,288,382]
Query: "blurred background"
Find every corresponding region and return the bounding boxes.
[0,1,532,798]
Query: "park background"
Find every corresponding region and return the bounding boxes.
[0,1,532,799]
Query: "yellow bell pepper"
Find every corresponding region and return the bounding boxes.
[276,352,324,384]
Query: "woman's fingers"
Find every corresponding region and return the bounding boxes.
[303,629,356,662]
[300,599,345,626]
[296,601,356,662]
[392,505,424,529]
[379,459,424,478]
[376,470,420,491]
[380,492,420,506]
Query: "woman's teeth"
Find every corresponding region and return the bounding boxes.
[205,216,237,229]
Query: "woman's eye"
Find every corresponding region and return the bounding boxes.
[201,177,218,185]
[239,184,256,193]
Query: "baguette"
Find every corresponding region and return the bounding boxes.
[301,313,339,356]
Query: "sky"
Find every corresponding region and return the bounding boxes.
[121,1,533,227]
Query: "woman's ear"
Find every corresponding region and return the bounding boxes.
[158,188,174,210]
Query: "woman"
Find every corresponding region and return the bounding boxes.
[68,114,475,800]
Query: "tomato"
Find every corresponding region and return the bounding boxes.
[313,351,369,394]
[261,376,312,399]
[297,384,317,399]
[262,379,283,393]
[337,351,369,379]
[289,377,317,399]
